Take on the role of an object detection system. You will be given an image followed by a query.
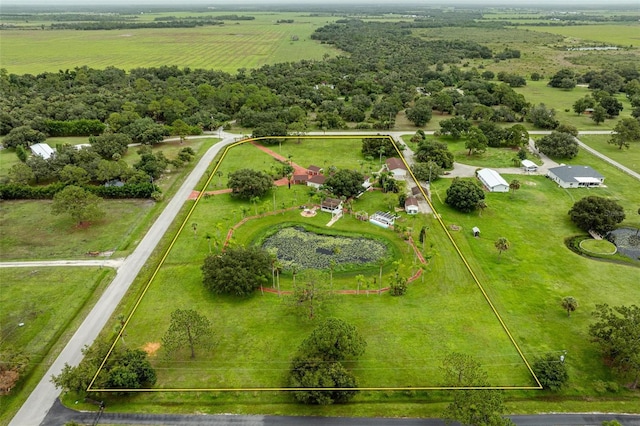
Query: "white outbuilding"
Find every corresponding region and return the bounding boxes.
[477,168,509,193]
[29,143,55,160]
[521,159,538,172]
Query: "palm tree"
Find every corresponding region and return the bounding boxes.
[377,258,386,290]
[274,260,283,296]
[561,296,578,317]
[495,237,510,261]
[329,259,336,292]
[355,274,365,295]
[509,179,521,198]
[477,200,487,217]
[191,222,198,239]
[250,196,260,216]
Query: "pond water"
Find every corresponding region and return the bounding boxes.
[262,226,387,270]
[606,228,640,260]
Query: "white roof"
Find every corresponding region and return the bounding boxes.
[477,168,508,188]
[30,143,55,160]
[521,159,537,168]
[574,177,602,183]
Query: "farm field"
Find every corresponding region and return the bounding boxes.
[519,24,640,47]
[0,13,341,75]
[0,267,114,423]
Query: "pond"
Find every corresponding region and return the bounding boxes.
[606,227,640,260]
[262,226,387,270]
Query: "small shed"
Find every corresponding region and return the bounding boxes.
[477,168,509,193]
[521,159,538,172]
[472,227,480,237]
[321,198,342,214]
[405,197,419,214]
[369,211,396,228]
[30,143,55,160]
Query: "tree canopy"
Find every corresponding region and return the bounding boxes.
[202,246,271,296]
[589,304,640,389]
[532,353,569,391]
[568,196,625,234]
[445,178,485,213]
[536,131,579,159]
[227,168,273,200]
[162,309,213,359]
[609,118,640,150]
[51,185,105,226]
[298,317,366,361]
[324,169,365,198]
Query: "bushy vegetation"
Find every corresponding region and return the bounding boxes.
[201,246,271,296]
[568,196,625,234]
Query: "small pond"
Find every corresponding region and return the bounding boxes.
[262,226,387,270]
[606,227,640,260]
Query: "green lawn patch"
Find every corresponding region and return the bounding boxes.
[0,267,113,423]
[579,239,617,255]
[578,134,640,174]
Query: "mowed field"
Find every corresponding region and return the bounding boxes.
[0,13,341,75]
[520,23,640,47]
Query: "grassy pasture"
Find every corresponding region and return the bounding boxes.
[577,134,640,174]
[519,24,640,47]
[0,13,340,75]
[0,267,114,423]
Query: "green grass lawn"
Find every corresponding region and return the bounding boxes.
[0,267,114,423]
[519,23,640,47]
[0,199,154,260]
[578,134,640,174]
[579,239,617,255]
[0,12,341,75]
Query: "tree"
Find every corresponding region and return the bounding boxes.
[503,124,529,148]
[298,318,366,361]
[121,117,168,145]
[51,185,105,226]
[415,140,454,169]
[536,131,579,159]
[609,118,640,150]
[162,309,213,359]
[7,162,35,184]
[532,352,569,391]
[439,117,471,139]
[59,164,90,185]
[555,123,579,138]
[561,296,578,317]
[568,196,625,234]
[549,68,577,89]
[134,148,167,179]
[599,95,623,118]
[411,161,442,182]
[290,270,330,319]
[591,105,607,125]
[527,103,559,129]
[589,304,640,388]
[324,169,365,198]
[573,96,595,115]
[106,349,156,390]
[465,127,488,155]
[0,346,29,393]
[171,119,191,143]
[445,178,485,213]
[227,168,273,200]
[2,125,46,148]
[441,353,513,426]
[288,357,358,405]
[494,237,510,260]
[89,133,131,159]
[405,98,433,126]
[201,246,271,296]
[509,179,520,198]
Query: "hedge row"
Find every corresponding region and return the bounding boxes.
[0,182,158,200]
[44,119,106,137]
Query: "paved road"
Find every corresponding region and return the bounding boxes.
[0,259,125,269]
[9,132,238,426]
[41,398,640,426]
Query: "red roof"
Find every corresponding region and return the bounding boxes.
[405,196,419,207]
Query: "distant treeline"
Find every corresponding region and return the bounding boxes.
[50,19,224,30]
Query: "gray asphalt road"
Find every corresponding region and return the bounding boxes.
[9,134,237,426]
[41,398,640,426]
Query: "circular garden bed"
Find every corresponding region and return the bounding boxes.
[579,239,617,255]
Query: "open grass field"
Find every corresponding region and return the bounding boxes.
[519,24,640,47]
[0,13,341,75]
[0,267,114,423]
[578,134,640,174]
[81,134,640,416]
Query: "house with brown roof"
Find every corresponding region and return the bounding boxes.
[405,197,419,214]
[292,174,308,185]
[321,197,343,214]
[307,174,326,189]
[385,158,407,179]
[307,165,323,176]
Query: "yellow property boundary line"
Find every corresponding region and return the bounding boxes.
[88,134,542,392]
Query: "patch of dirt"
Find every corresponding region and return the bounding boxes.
[525,181,537,186]
[450,225,462,231]
[143,342,161,356]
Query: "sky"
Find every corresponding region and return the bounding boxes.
[4,0,640,5]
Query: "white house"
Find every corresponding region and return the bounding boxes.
[521,159,538,172]
[547,165,604,188]
[385,158,407,179]
[405,197,419,214]
[321,198,343,215]
[30,143,55,160]
[306,174,326,189]
[477,168,509,193]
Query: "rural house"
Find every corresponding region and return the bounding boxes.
[307,174,326,189]
[321,198,343,215]
[405,197,419,214]
[385,158,407,179]
[547,165,604,188]
[477,168,509,192]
